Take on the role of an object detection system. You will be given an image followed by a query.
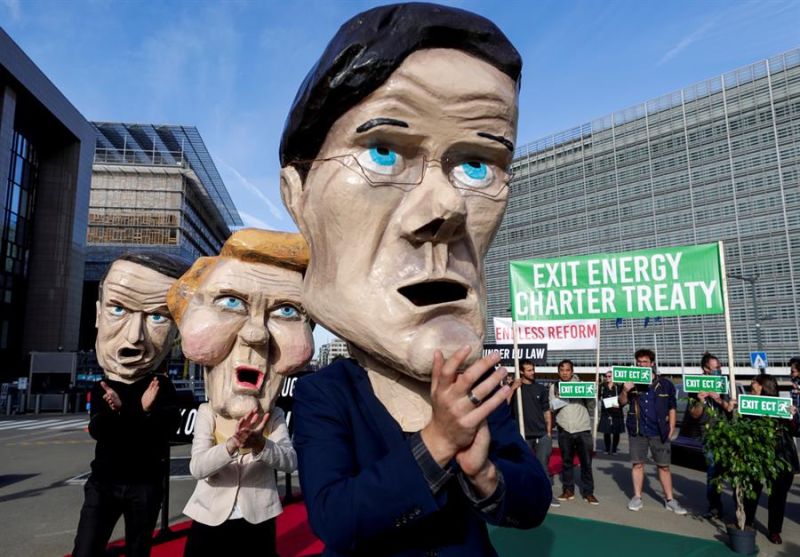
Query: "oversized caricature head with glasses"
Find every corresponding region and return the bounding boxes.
[280,2,521,381]
[168,229,314,418]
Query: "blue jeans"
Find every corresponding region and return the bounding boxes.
[705,449,723,511]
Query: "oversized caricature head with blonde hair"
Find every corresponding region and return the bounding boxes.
[168,229,314,419]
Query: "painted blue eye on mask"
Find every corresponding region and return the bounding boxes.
[451,161,494,189]
[357,146,405,177]
[271,305,300,319]
[215,296,246,312]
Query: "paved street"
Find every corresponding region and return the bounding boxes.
[0,415,797,556]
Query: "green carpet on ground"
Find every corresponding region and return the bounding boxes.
[489,514,742,557]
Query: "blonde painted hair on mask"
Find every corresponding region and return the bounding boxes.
[167,228,309,325]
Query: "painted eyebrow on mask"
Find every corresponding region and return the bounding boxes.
[477,132,514,152]
[356,118,409,133]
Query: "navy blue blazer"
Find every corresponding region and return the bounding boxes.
[293,358,551,557]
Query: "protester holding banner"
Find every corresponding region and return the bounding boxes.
[598,371,624,455]
[684,352,735,520]
[550,360,598,505]
[742,374,799,545]
[618,349,687,515]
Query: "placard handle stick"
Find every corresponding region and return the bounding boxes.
[592,324,601,448]
[718,240,737,400]
[512,320,525,438]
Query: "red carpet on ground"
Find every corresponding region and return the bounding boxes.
[65,499,324,557]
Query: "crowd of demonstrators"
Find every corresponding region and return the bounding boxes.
[549,360,599,505]
[682,352,736,520]
[618,349,687,515]
[509,360,561,508]
[742,374,800,545]
[598,371,624,455]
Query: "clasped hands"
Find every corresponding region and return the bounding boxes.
[225,410,269,456]
[420,347,510,498]
[100,377,159,413]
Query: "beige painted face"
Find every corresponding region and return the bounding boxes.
[178,258,313,419]
[95,260,177,383]
[283,49,518,381]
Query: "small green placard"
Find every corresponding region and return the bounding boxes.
[738,395,792,419]
[612,366,652,384]
[559,381,596,399]
[683,375,728,394]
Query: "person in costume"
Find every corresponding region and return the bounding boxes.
[73,253,188,557]
[279,4,551,555]
[167,229,313,556]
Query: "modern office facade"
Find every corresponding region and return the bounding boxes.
[78,122,242,351]
[486,48,800,369]
[318,338,350,368]
[0,28,95,381]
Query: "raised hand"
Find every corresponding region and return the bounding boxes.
[420,347,510,467]
[100,381,122,411]
[141,377,160,412]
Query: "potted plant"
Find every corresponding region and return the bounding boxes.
[702,409,791,554]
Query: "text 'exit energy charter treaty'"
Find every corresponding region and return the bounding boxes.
[510,243,724,320]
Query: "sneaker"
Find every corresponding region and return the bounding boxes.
[550,498,561,508]
[628,496,643,511]
[665,498,687,515]
[557,489,575,501]
[583,494,599,505]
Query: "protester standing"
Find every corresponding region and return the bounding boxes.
[510,360,559,507]
[598,371,624,455]
[684,352,735,520]
[742,374,799,545]
[619,349,687,515]
[550,359,599,505]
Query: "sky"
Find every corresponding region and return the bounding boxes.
[2,0,799,352]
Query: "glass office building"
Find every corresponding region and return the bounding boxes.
[486,48,800,369]
[0,28,95,380]
[79,122,243,351]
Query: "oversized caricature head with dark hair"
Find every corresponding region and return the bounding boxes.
[281,2,521,382]
[95,252,191,383]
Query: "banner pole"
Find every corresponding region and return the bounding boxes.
[512,320,525,438]
[718,240,737,400]
[592,323,601,448]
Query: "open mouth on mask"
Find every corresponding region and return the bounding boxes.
[235,366,265,391]
[398,280,469,307]
[117,347,143,361]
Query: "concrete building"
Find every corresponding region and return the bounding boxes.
[0,28,95,381]
[318,338,350,368]
[78,122,242,352]
[486,48,800,370]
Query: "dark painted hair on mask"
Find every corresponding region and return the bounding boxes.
[98,251,192,300]
[279,2,522,168]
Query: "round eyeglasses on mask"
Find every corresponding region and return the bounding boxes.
[297,146,514,199]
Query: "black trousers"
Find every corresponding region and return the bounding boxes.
[603,433,620,453]
[183,518,278,557]
[743,471,795,534]
[72,476,162,557]
[557,428,594,495]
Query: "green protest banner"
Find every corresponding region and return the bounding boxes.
[559,382,596,399]
[738,395,792,419]
[510,243,724,320]
[683,375,728,394]
[612,366,652,384]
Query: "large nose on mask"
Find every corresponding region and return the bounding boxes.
[400,165,467,245]
[239,315,269,347]
[124,311,146,344]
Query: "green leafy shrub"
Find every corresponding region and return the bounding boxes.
[703,409,791,530]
